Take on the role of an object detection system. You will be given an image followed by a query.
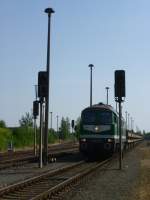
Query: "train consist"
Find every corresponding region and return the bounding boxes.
[79,102,143,158]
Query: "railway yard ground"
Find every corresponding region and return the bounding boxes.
[0,141,149,199]
[63,141,150,200]
[0,153,82,188]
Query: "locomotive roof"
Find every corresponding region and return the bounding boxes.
[82,102,118,115]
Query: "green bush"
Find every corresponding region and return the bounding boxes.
[12,126,34,148]
[48,129,59,143]
[0,128,12,151]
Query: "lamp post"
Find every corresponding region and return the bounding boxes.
[56,115,59,133]
[125,111,128,130]
[131,117,133,131]
[128,113,130,130]
[105,87,109,105]
[88,64,94,107]
[44,8,55,165]
[50,112,53,130]
[132,119,134,131]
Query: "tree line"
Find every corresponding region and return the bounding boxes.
[0,112,81,151]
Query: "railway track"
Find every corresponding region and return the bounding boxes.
[0,158,111,200]
[0,142,78,161]
[0,143,79,170]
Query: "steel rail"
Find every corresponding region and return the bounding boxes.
[0,142,78,161]
[31,158,111,200]
[0,158,112,199]
[0,161,85,197]
[0,147,78,170]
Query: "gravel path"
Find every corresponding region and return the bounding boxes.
[63,141,150,200]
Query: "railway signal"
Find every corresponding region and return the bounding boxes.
[115,70,126,170]
[38,71,48,98]
[33,100,39,156]
[115,70,126,101]
[37,70,48,167]
[33,100,39,118]
[71,120,75,129]
[71,120,75,134]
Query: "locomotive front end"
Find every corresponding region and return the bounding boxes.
[79,104,117,158]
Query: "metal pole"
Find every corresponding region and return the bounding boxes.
[39,99,43,168]
[131,117,132,130]
[116,101,118,112]
[88,64,94,107]
[56,115,59,133]
[128,113,130,130]
[44,8,54,165]
[50,111,53,130]
[125,111,128,130]
[119,99,122,170]
[34,85,38,156]
[35,85,38,100]
[42,103,45,138]
[105,87,109,105]
[56,115,60,142]
[34,118,37,156]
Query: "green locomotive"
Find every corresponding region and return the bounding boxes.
[79,102,126,157]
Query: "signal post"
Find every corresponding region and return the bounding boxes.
[38,71,48,168]
[115,70,126,170]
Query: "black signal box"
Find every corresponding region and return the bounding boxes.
[115,70,125,98]
[33,100,39,118]
[38,71,48,97]
[71,120,75,129]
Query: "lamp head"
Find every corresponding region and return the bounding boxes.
[88,64,94,68]
[45,8,55,14]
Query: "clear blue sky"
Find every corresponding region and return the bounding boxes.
[0,0,150,132]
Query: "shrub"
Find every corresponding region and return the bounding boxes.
[12,126,34,148]
[48,129,59,143]
[0,128,12,151]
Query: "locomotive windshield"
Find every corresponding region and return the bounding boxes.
[82,110,112,125]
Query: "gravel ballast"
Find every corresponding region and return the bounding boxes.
[0,152,82,188]
[63,141,150,200]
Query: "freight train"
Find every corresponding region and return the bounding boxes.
[79,102,142,158]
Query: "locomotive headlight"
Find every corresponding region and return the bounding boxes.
[81,138,86,142]
[107,138,113,142]
[94,126,99,132]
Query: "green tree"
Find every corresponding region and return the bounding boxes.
[60,117,70,139]
[0,120,6,128]
[75,117,81,139]
[48,128,58,143]
[19,112,33,127]
[0,127,12,150]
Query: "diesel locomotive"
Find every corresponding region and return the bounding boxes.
[79,102,142,158]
